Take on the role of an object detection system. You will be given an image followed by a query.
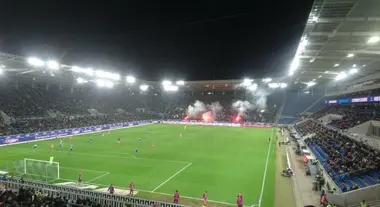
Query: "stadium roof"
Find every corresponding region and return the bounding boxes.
[0,52,289,91]
[291,0,380,84]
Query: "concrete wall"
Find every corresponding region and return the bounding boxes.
[347,121,371,135]
[326,184,380,207]
[318,114,343,125]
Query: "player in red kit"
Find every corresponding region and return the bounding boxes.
[173,190,179,203]
[129,182,134,196]
[202,191,207,205]
[78,172,82,183]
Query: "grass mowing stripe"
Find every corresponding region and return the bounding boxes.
[258,127,274,207]
[0,125,272,205]
[151,162,192,192]
[3,148,189,165]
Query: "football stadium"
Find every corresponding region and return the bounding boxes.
[1,0,380,207]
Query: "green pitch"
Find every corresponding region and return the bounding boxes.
[0,124,276,207]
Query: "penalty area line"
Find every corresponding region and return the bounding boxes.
[151,162,192,192]
[86,172,110,183]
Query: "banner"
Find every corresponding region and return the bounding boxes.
[0,120,151,146]
[162,120,273,128]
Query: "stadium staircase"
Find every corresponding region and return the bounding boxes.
[278,92,323,124]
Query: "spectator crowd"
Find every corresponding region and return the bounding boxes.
[0,187,102,207]
[295,120,380,192]
[0,82,281,135]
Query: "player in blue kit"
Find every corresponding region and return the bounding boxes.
[135,148,138,153]
[59,139,63,148]
[90,137,93,143]
[139,138,142,143]
[70,144,73,152]
[33,144,37,151]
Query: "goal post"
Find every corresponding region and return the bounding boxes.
[18,158,60,182]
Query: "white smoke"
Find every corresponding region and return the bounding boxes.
[232,87,270,116]
[187,100,207,118]
[232,100,254,116]
[186,100,223,121]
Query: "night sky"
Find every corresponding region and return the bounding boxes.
[0,0,313,81]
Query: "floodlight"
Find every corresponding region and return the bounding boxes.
[334,64,339,67]
[28,57,44,67]
[290,58,300,71]
[72,66,94,76]
[280,83,287,88]
[176,80,185,85]
[335,72,347,81]
[312,16,318,22]
[347,53,354,58]
[126,75,136,84]
[313,79,316,81]
[47,60,59,70]
[96,79,105,87]
[85,68,94,76]
[318,75,322,78]
[1,65,5,68]
[307,82,316,87]
[77,77,85,84]
[309,58,315,63]
[162,80,172,86]
[363,65,366,67]
[96,79,113,88]
[95,70,119,80]
[288,71,294,76]
[260,109,266,113]
[262,78,272,83]
[325,71,329,73]
[349,68,358,74]
[368,36,380,44]
[268,83,279,88]
[242,78,253,87]
[163,85,178,91]
[353,64,356,67]
[140,84,149,91]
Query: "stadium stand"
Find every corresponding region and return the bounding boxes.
[0,80,282,135]
[294,120,380,193]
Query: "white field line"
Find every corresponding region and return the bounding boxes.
[0,123,154,148]
[4,148,189,165]
[59,179,253,206]
[258,127,275,207]
[86,172,110,183]
[60,166,109,174]
[151,162,192,192]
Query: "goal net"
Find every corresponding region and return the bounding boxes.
[13,158,60,182]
